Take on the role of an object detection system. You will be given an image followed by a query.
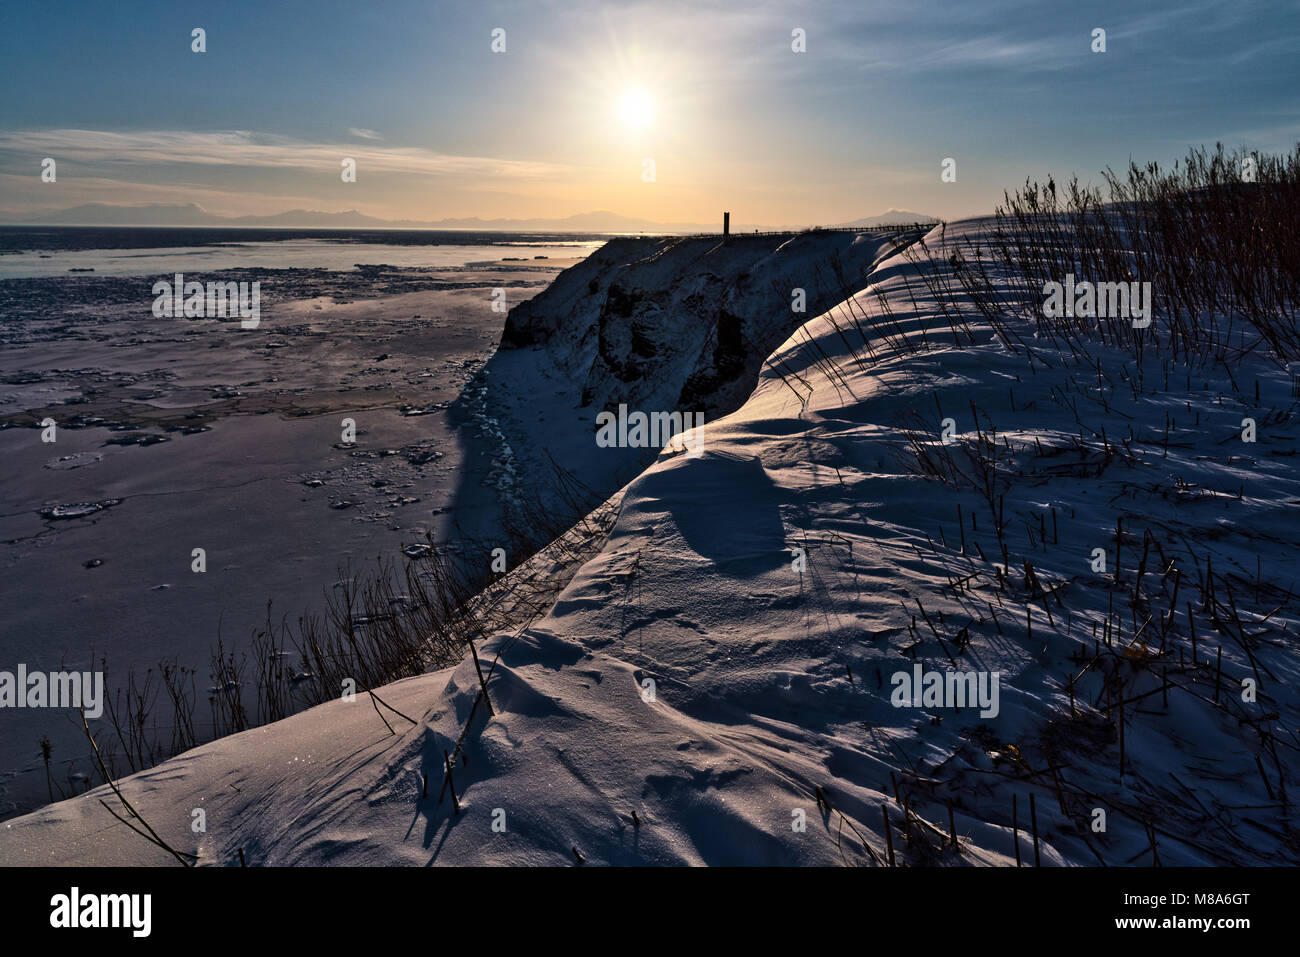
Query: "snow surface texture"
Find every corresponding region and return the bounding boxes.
[3,218,1297,866]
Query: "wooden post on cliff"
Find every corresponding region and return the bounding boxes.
[723,211,730,239]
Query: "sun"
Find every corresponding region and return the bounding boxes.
[616,87,655,131]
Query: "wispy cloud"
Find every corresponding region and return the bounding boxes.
[0,129,577,180]
[348,128,383,140]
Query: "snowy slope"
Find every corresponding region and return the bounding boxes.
[3,217,1297,866]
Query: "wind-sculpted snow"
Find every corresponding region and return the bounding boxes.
[3,219,1297,867]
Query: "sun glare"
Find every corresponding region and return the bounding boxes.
[617,87,655,131]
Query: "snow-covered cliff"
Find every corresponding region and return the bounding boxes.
[449,229,921,536]
[501,230,915,417]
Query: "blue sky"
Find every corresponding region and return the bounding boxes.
[1,0,1297,223]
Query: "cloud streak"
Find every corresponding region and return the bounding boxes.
[0,129,576,181]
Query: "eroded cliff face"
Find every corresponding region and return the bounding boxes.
[500,229,921,420]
